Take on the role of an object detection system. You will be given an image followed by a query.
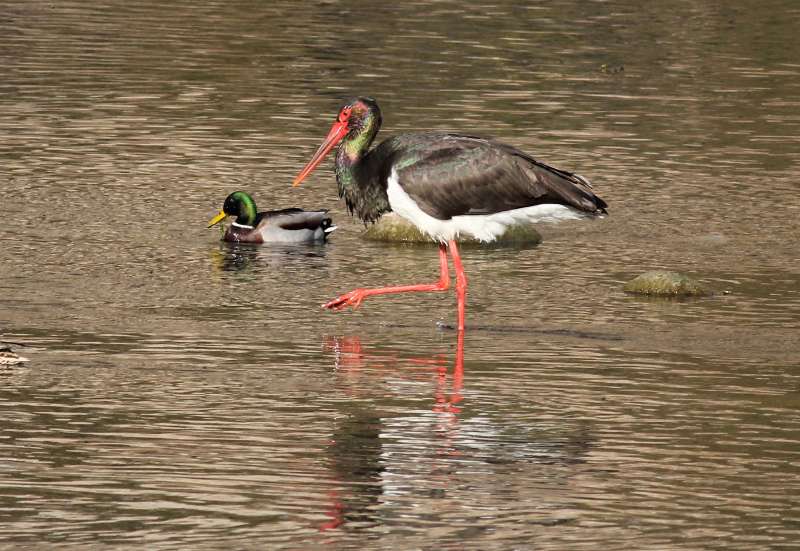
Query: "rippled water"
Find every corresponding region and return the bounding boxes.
[1,0,799,548]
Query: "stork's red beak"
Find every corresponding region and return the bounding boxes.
[292,119,349,187]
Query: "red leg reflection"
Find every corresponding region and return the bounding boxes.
[322,335,365,372]
[323,243,450,310]
[433,329,465,414]
[320,329,466,532]
[452,329,464,404]
[319,489,344,531]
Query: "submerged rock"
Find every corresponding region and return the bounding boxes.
[0,346,29,366]
[695,232,729,247]
[362,212,542,246]
[624,270,712,297]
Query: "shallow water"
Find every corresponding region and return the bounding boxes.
[1,0,799,549]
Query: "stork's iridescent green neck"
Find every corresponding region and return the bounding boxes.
[292,97,389,223]
[334,98,391,222]
[335,100,381,190]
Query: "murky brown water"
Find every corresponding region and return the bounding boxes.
[1,0,799,548]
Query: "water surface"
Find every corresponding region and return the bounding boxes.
[1,1,799,549]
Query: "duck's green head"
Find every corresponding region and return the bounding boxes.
[207,191,258,228]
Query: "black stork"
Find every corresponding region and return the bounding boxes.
[292,97,607,331]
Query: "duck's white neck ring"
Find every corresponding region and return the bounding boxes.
[232,222,254,229]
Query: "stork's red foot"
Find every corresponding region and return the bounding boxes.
[323,288,368,310]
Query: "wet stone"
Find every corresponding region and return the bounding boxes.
[624,270,712,297]
[361,212,542,246]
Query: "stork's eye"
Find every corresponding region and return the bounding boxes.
[339,107,352,123]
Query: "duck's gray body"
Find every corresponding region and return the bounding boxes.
[223,208,336,244]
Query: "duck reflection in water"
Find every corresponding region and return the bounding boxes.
[209,242,329,273]
[319,332,464,531]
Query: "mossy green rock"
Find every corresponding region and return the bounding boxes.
[624,270,712,297]
[362,212,542,246]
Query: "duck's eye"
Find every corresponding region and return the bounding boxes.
[339,107,352,122]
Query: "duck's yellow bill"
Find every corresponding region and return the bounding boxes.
[207,211,227,228]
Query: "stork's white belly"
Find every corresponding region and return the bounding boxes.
[386,169,586,243]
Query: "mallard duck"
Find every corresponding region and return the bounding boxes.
[0,346,29,366]
[207,191,337,243]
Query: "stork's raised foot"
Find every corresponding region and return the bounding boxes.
[323,289,368,311]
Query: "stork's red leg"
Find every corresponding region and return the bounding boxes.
[448,240,467,331]
[323,243,450,310]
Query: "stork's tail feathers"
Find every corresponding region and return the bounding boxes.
[574,173,594,189]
